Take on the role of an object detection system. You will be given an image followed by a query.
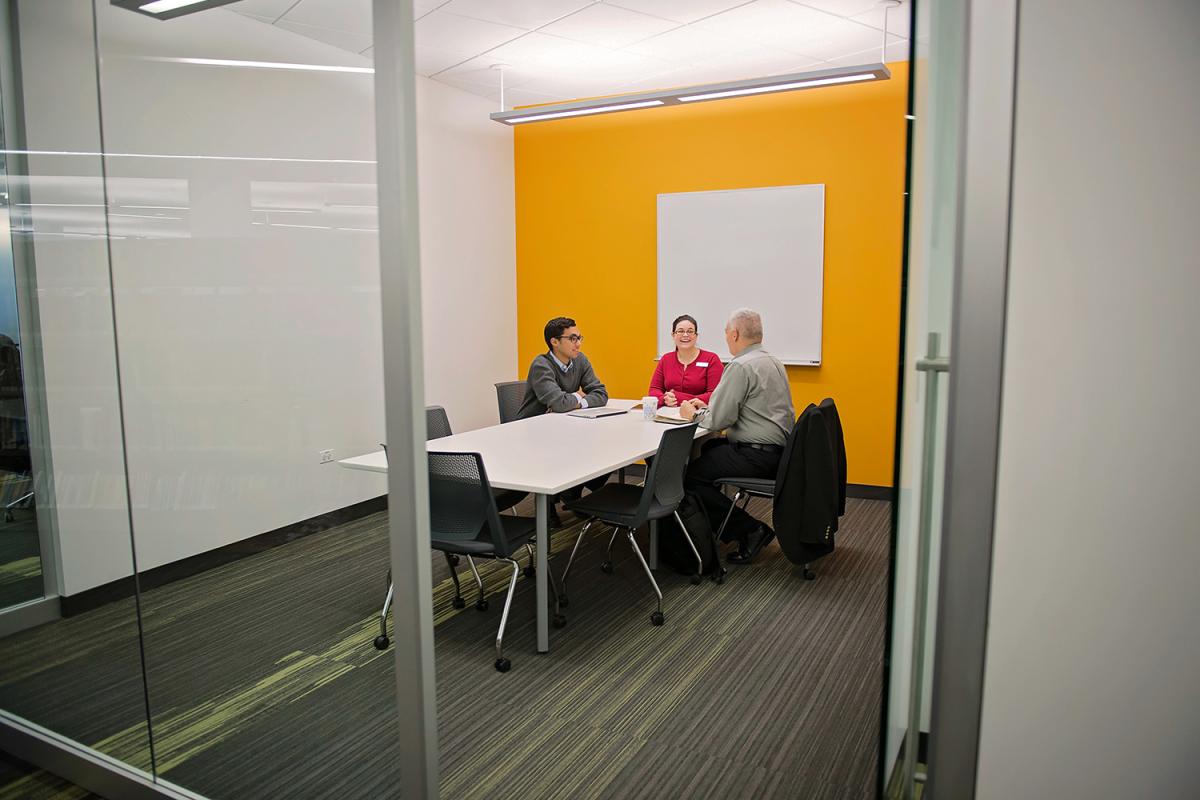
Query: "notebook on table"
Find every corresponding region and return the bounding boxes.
[567,406,629,419]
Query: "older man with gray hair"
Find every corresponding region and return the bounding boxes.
[680,308,795,564]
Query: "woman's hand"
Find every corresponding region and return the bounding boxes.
[663,390,678,407]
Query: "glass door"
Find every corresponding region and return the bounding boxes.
[883,0,966,795]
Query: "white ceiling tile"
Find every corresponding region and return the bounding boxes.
[483,33,671,84]
[433,72,503,98]
[540,3,680,49]
[415,10,529,56]
[428,79,561,110]
[514,74,634,101]
[233,12,278,25]
[848,1,911,38]
[618,50,820,93]
[230,0,299,21]
[440,0,595,30]
[437,57,540,89]
[414,0,450,17]
[789,0,879,17]
[624,24,754,63]
[820,37,909,66]
[695,0,898,60]
[505,88,570,108]
[439,53,537,82]
[282,0,373,35]
[275,20,375,54]
[605,0,754,25]
[415,44,467,75]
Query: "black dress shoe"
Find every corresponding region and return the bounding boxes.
[727,526,775,564]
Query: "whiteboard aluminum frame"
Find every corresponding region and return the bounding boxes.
[656,184,826,367]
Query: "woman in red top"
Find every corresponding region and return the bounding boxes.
[648,314,725,407]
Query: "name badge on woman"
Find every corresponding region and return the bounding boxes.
[697,362,709,367]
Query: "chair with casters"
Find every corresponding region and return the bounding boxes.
[373,406,537,653]
[713,405,838,581]
[559,422,702,626]
[494,378,602,539]
[428,450,562,672]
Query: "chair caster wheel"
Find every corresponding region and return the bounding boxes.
[650,611,665,626]
[558,595,569,608]
[3,511,11,523]
[447,554,460,567]
[803,569,816,581]
[553,614,567,629]
[475,599,489,612]
[452,596,465,609]
[374,635,389,650]
[601,561,614,574]
[494,657,511,673]
[690,575,702,585]
[523,566,536,579]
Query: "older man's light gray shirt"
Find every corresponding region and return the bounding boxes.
[698,344,794,446]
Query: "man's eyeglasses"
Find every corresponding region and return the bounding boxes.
[557,334,584,343]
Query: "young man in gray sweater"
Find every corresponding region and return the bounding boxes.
[515,316,609,420]
[515,316,611,526]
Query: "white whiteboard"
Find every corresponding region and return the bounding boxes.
[656,184,825,365]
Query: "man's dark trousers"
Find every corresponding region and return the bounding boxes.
[685,439,782,542]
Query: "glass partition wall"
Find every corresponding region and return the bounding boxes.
[0,1,429,797]
[0,0,156,784]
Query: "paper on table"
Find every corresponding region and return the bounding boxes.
[653,406,691,425]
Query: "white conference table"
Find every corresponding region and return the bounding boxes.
[339,398,704,653]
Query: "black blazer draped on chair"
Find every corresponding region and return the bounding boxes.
[772,404,839,565]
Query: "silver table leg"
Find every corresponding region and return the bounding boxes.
[648,517,659,570]
[535,493,549,653]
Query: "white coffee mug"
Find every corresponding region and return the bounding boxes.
[642,396,658,420]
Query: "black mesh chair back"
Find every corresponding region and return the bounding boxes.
[495,381,526,424]
[635,422,698,523]
[425,405,453,441]
[427,451,511,555]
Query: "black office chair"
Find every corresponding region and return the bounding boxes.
[494,380,526,424]
[375,407,542,652]
[428,451,558,672]
[560,423,701,626]
[713,407,839,581]
[428,405,527,519]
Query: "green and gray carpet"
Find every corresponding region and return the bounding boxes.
[0,495,890,799]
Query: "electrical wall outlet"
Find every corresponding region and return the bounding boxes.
[319,449,334,464]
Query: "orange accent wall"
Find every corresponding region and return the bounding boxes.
[514,62,907,487]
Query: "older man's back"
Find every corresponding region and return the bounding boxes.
[682,309,795,564]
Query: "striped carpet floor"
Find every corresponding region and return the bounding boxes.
[0,495,891,799]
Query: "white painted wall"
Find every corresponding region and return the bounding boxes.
[976,2,1200,797]
[17,2,514,593]
[415,77,517,433]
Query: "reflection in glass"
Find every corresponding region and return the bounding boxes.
[0,0,153,781]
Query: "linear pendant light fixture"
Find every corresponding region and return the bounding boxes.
[490,63,890,126]
[111,0,242,21]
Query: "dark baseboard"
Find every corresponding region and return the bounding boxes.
[60,495,388,618]
[848,483,894,502]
